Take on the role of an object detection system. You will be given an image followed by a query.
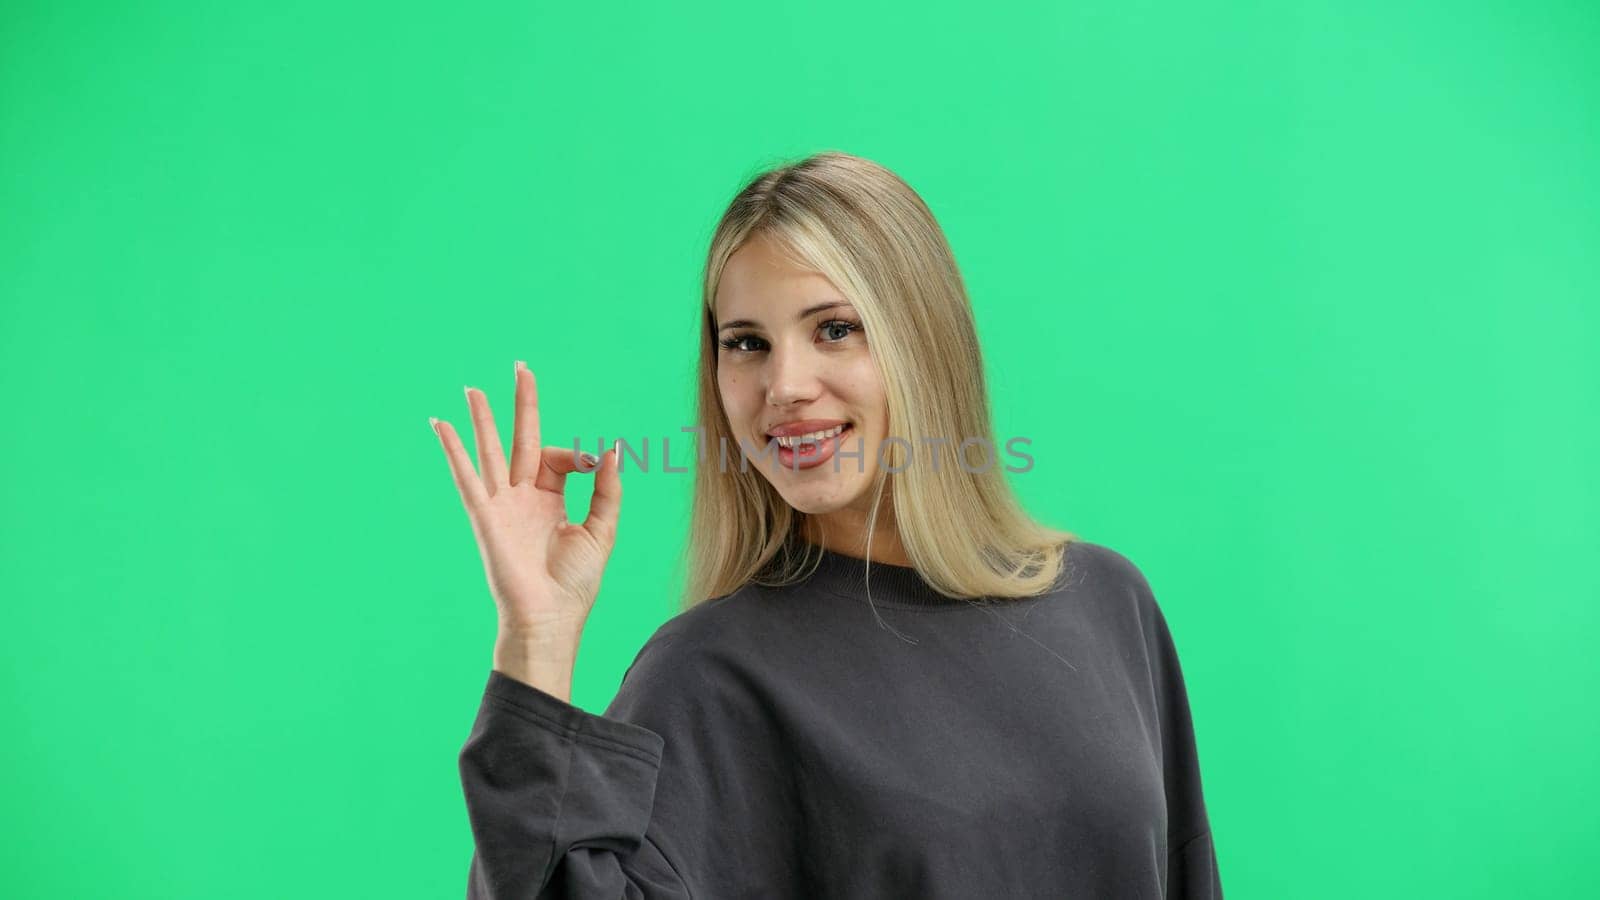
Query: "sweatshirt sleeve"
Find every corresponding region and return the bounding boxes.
[1145,592,1216,890]
[457,668,690,899]
[1125,559,1223,899]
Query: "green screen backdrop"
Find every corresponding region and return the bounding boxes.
[2,1,1596,897]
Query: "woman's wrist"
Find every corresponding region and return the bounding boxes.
[492,633,580,703]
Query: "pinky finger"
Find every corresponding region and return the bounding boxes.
[432,417,490,513]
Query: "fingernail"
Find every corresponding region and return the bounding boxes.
[429,416,439,434]
[579,451,599,469]
[464,385,474,398]
[515,360,527,373]
[613,440,621,471]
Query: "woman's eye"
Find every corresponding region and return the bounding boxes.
[821,320,861,342]
[718,320,861,355]
[719,334,765,353]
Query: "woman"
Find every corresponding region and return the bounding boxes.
[433,151,1222,898]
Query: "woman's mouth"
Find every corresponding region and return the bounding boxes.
[771,423,854,471]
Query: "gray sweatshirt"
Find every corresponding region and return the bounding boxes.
[458,539,1222,898]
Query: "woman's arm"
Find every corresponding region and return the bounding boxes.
[458,669,690,899]
[1136,576,1223,899]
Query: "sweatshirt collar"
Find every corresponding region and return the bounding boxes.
[797,541,980,609]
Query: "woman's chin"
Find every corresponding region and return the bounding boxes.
[775,477,874,515]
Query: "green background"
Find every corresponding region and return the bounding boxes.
[3,1,1595,896]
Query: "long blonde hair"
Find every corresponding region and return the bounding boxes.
[680,151,1078,610]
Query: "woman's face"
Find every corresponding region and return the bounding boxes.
[714,233,889,523]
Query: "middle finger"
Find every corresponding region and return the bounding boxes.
[508,360,543,487]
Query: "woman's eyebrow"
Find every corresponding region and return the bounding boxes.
[717,302,853,333]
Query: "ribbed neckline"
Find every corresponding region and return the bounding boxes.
[794,541,986,609]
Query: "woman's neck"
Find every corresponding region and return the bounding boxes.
[799,510,912,567]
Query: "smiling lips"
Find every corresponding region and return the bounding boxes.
[771,422,851,448]
[766,417,852,438]
[765,423,854,471]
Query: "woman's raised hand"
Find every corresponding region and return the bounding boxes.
[430,361,622,693]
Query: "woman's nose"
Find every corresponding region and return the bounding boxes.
[765,345,821,407]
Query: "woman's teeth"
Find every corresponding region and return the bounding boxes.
[774,423,850,448]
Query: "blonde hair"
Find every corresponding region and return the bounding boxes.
[680,150,1079,611]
